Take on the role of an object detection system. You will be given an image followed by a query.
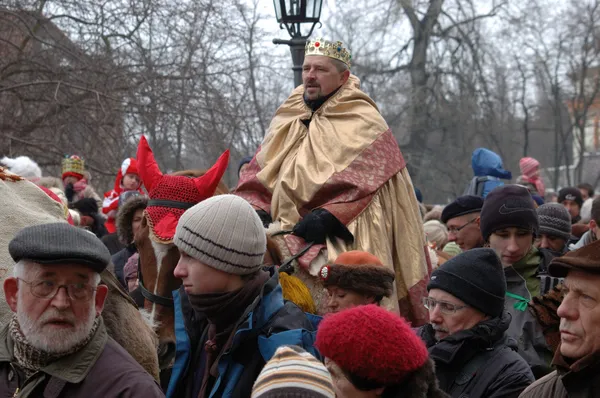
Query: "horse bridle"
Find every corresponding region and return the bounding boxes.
[136,198,197,308]
[138,257,174,307]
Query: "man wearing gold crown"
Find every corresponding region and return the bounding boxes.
[234,38,430,325]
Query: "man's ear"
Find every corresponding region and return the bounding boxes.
[476,216,481,226]
[4,278,19,313]
[94,285,109,317]
[589,219,597,230]
[341,69,351,85]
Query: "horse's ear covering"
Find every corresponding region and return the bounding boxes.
[136,136,163,192]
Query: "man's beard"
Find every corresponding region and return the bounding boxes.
[17,299,97,355]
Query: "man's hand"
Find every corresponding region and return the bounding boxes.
[293,208,354,244]
[256,210,272,228]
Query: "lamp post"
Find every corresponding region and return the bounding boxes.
[273,0,323,87]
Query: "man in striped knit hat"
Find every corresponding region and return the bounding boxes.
[166,195,320,398]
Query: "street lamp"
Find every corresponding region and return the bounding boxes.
[273,0,323,87]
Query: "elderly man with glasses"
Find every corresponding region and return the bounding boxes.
[0,223,163,397]
[441,195,485,253]
[417,248,534,398]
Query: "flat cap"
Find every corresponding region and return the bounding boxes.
[549,238,600,278]
[9,223,111,273]
[441,195,484,224]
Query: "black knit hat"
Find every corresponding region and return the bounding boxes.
[480,185,539,242]
[558,187,583,208]
[427,248,506,317]
[441,195,484,224]
[9,222,111,273]
[536,203,572,241]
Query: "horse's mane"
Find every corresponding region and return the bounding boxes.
[169,169,230,195]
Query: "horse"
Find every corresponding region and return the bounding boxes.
[134,135,230,370]
[0,168,160,380]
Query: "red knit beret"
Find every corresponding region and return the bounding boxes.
[315,305,428,386]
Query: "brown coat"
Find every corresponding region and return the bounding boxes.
[519,349,600,398]
[0,318,164,398]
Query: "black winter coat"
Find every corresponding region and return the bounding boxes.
[418,313,535,398]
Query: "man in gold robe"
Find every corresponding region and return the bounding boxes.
[234,38,430,325]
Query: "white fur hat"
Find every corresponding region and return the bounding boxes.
[1,156,42,179]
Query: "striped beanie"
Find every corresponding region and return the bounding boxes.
[174,195,266,275]
[252,346,335,398]
[536,203,571,241]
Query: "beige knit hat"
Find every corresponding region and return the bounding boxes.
[174,194,266,275]
[251,345,335,398]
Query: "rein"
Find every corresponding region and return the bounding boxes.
[270,230,315,275]
[138,256,174,307]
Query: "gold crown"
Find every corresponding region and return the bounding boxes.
[305,38,352,68]
[62,155,85,176]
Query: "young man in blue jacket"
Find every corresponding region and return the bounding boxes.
[166,195,319,398]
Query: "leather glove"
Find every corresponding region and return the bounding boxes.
[293,208,354,244]
[256,210,272,228]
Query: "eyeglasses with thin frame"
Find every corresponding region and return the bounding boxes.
[18,278,96,301]
[422,297,468,315]
[447,217,478,235]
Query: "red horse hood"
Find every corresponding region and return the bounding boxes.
[136,136,230,243]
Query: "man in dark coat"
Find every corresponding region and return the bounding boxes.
[520,240,600,397]
[0,223,163,397]
[418,248,534,398]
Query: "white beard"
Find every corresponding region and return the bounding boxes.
[17,299,97,355]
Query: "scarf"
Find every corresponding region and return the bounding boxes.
[73,178,89,194]
[512,247,541,298]
[187,270,270,396]
[9,315,100,377]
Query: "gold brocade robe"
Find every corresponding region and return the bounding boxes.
[235,76,430,325]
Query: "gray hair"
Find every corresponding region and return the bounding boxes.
[14,260,101,287]
[423,220,449,250]
[331,58,349,74]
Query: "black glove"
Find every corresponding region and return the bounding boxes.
[293,208,354,244]
[256,210,272,228]
[65,183,75,203]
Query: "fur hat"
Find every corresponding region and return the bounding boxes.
[315,305,429,387]
[318,251,395,299]
[1,156,42,180]
[137,136,229,243]
[116,196,148,245]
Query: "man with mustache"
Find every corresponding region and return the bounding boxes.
[0,223,163,397]
[235,37,429,324]
[520,240,600,397]
[418,248,534,397]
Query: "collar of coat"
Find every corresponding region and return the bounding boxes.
[553,345,600,376]
[420,312,513,366]
[0,316,108,383]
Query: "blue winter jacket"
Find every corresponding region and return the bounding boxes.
[166,271,321,398]
[465,148,512,198]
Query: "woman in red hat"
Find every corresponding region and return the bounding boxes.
[316,305,447,398]
[318,251,395,314]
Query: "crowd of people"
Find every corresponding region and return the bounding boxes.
[1,36,599,397]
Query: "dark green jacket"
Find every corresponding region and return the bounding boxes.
[0,317,163,398]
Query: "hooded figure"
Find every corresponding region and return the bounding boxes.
[518,157,545,197]
[464,148,512,198]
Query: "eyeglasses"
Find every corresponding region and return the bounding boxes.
[18,278,96,301]
[422,297,468,315]
[447,218,478,234]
